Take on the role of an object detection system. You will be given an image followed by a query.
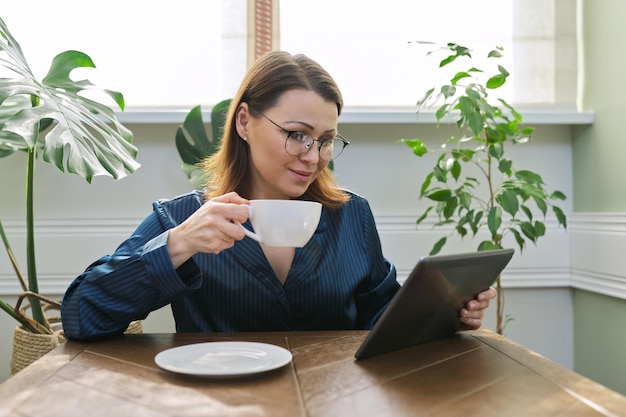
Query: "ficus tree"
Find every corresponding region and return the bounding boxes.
[402,42,567,334]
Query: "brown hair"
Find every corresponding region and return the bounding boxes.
[202,51,349,208]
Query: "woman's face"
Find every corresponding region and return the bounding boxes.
[236,89,338,200]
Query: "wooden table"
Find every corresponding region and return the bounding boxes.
[0,329,625,417]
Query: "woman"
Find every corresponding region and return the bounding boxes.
[61,51,495,340]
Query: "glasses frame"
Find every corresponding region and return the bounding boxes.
[259,112,350,162]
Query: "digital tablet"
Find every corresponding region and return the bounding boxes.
[354,248,515,360]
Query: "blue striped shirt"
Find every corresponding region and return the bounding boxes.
[61,190,399,340]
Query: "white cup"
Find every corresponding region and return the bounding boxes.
[241,200,322,247]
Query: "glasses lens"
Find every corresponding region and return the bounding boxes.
[285,136,348,161]
[285,134,313,157]
[325,138,348,161]
[319,140,336,162]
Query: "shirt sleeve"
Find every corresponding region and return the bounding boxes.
[61,213,201,341]
[352,196,400,329]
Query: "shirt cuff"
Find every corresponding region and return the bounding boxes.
[142,231,201,298]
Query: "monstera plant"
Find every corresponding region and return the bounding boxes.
[402,42,567,334]
[175,99,231,189]
[0,17,140,334]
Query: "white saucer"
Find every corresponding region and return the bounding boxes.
[154,341,293,377]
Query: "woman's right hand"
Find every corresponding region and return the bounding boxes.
[166,192,250,268]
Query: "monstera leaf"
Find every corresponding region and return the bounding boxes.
[0,17,139,182]
[175,99,231,189]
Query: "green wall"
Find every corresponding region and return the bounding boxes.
[574,0,626,211]
[573,0,626,395]
[574,290,626,394]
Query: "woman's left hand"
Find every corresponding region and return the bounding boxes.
[459,287,497,330]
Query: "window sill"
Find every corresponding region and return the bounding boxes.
[116,105,595,125]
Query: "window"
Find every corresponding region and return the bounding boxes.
[1,0,576,109]
[2,0,231,108]
[279,0,577,108]
[280,0,513,107]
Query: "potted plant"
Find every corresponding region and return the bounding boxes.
[0,17,140,369]
[175,99,231,189]
[401,42,567,334]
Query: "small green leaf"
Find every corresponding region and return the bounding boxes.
[453,148,475,162]
[472,211,484,234]
[444,157,455,171]
[434,219,455,227]
[520,205,533,221]
[533,196,548,216]
[443,197,458,219]
[430,237,447,255]
[467,110,483,136]
[402,138,429,156]
[520,222,536,241]
[487,207,502,236]
[457,96,471,115]
[416,88,435,108]
[441,85,456,99]
[498,158,512,174]
[516,170,544,185]
[509,228,526,252]
[550,190,567,200]
[459,192,472,210]
[433,164,446,182]
[465,87,481,103]
[451,71,471,85]
[427,189,452,202]
[522,184,546,199]
[416,206,433,225]
[534,221,546,238]
[489,143,504,159]
[477,240,497,251]
[451,159,461,180]
[439,54,457,67]
[486,75,506,89]
[420,172,433,197]
[447,43,472,58]
[435,103,450,121]
[553,206,568,228]
[499,189,519,216]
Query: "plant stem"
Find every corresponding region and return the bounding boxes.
[485,144,494,209]
[26,146,45,327]
[484,135,505,334]
[496,274,504,334]
[0,299,41,333]
[0,219,28,291]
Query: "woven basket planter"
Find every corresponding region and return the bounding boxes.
[125,319,143,334]
[10,319,143,375]
[10,318,66,375]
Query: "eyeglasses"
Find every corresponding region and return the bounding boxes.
[259,113,350,162]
